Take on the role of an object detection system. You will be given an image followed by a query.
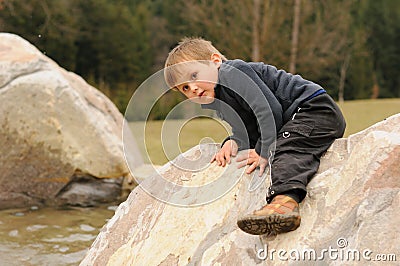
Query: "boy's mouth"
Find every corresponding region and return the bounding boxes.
[197,91,205,97]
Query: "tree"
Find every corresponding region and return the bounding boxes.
[252,0,261,61]
[289,0,301,73]
[338,54,350,103]
[2,0,398,114]
[362,0,400,98]
[0,0,79,70]
[75,0,150,86]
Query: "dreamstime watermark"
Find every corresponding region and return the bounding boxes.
[256,237,397,262]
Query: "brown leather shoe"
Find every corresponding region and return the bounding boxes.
[237,195,301,235]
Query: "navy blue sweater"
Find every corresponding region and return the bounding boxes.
[202,59,325,158]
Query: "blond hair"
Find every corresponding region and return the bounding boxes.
[164,37,227,88]
[165,37,226,68]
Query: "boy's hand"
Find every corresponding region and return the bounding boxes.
[211,139,238,167]
[236,149,268,176]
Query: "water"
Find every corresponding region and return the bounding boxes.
[0,204,117,265]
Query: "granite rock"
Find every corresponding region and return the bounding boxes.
[81,114,400,265]
[0,33,143,209]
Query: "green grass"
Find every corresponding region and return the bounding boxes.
[338,98,400,137]
[130,98,400,165]
[129,118,231,165]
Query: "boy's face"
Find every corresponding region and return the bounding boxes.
[174,54,222,104]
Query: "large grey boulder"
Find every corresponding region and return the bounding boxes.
[81,114,400,265]
[0,33,143,209]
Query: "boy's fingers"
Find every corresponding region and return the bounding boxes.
[216,152,226,167]
[210,154,216,163]
[236,153,249,162]
[237,159,250,169]
[231,143,238,156]
[259,164,266,176]
[259,160,268,176]
[246,162,258,174]
[215,153,222,165]
[221,158,226,167]
[225,150,231,164]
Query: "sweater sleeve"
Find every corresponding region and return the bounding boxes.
[219,60,283,158]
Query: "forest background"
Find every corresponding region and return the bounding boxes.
[1,0,399,119]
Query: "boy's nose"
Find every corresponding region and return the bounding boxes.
[188,83,198,92]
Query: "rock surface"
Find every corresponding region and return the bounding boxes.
[0,33,143,209]
[81,113,400,265]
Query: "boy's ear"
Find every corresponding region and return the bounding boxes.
[211,53,222,64]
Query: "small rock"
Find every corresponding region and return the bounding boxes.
[80,224,96,232]
[8,230,19,237]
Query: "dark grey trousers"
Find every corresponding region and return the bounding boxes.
[266,93,346,203]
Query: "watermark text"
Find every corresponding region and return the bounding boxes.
[256,238,397,262]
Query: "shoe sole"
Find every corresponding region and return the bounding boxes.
[237,214,301,235]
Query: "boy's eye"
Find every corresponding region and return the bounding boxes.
[182,85,189,92]
[191,72,198,80]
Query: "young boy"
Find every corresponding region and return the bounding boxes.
[164,37,346,235]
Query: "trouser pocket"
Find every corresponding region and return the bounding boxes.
[276,120,317,153]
